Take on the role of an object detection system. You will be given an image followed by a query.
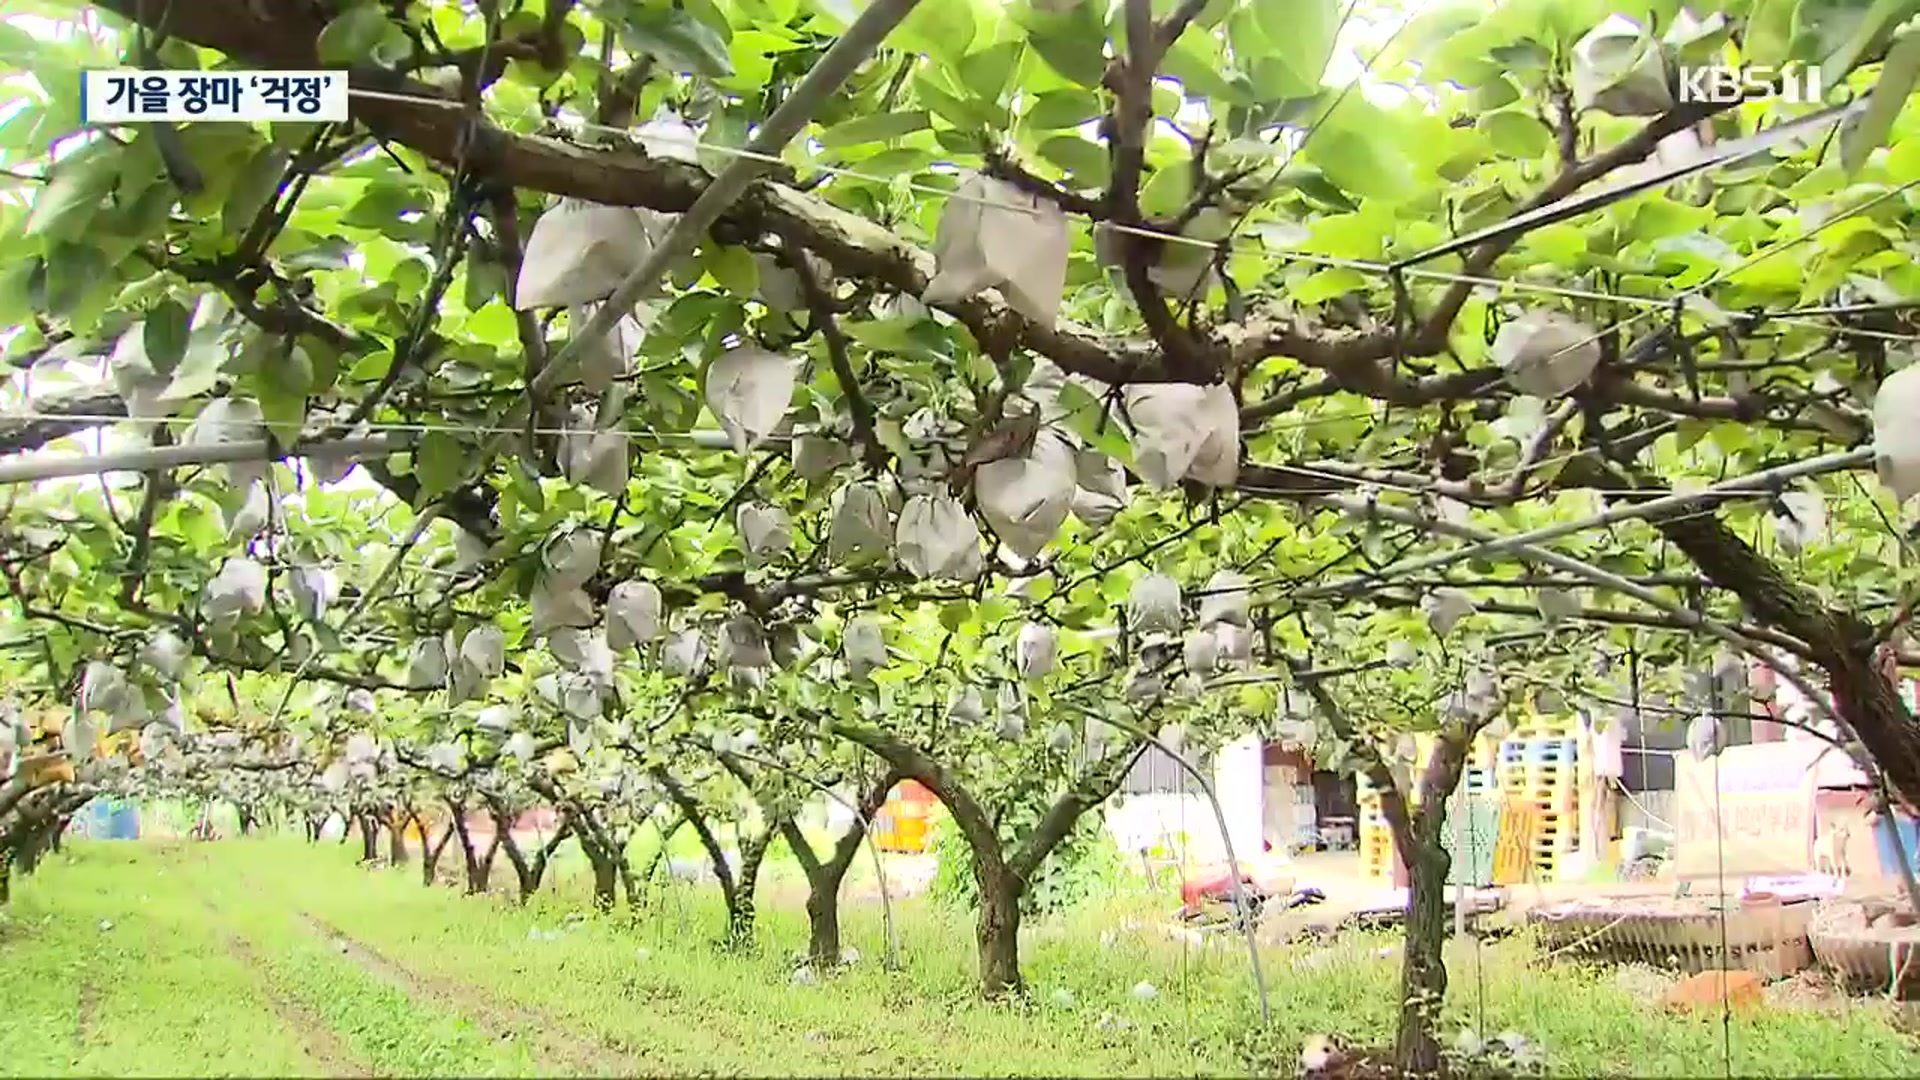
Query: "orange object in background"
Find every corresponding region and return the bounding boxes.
[872,780,934,853]
[1178,851,1295,907]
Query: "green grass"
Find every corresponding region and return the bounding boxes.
[1,838,1917,1077]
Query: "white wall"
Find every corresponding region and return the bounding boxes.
[1104,792,1227,861]
[1215,733,1265,858]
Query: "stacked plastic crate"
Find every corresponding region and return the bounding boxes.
[1358,734,1498,881]
[1497,714,1580,880]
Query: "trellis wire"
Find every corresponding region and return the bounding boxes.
[257,0,927,731]
[338,85,1920,348]
[1294,448,1878,602]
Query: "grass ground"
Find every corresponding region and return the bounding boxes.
[1,838,1917,1077]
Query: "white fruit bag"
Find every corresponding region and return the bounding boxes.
[1124,383,1239,489]
[1182,629,1219,675]
[718,616,772,671]
[1128,573,1182,634]
[184,397,269,488]
[141,630,191,681]
[290,565,339,622]
[1876,362,1920,501]
[1197,570,1251,627]
[1571,14,1673,118]
[204,558,268,620]
[1017,622,1057,680]
[567,301,644,393]
[737,503,793,564]
[1423,587,1476,635]
[663,627,709,676]
[844,618,887,680]
[514,198,658,310]
[975,429,1077,559]
[530,580,597,634]
[559,405,630,498]
[1188,383,1240,487]
[226,480,271,542]
[1773,489,1826,553]
[896,494,985,579]
[1491,310,1602,398]
[606,580,664,650]
[1072,449,1129,526]
[636,108,700,164]
[541,529,602,589]
[948,685,986,725]
[705,346,798,454]
[407,637,449,690]
[791,434,853,481]
[828,482,894,566]
[921,174,1070,327]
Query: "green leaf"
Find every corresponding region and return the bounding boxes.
[1022,8,1107,87]
[621,6,735,78]
[1290,267,1367,304]
[1026,90,1102,129]
[160,334,229,402]
[956,41,1022,102]
[1480,110,1552,159]
[24,148,114,240]
[222,145,290,240]
[1056,382,1132,462]
[703,244,760,296]
[1138,166,1191,219]
[1037,136,1110,186]
[317,5,396,66]
[416,432,465,498]
[1252,0,1339,98]
[939,601,972,632]
[143,300,192,376]
[1308,99,1416,203]
[1842,30,1920,174]
[256,345,314,441]
[899,0,977,61]
[819,110,932,147]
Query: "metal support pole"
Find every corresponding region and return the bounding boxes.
[1301,448,1874,600]
[0,435,408,486]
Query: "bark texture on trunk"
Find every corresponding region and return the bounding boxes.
[424,822,456,886]
[780,770,901,966]
[829,721,1145,997]
[1561,458,1920,812]
[588,847,619,910]
[975,864,1025,998]
[387,812,409,864]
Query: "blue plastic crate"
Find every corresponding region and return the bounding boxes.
[1499,738,1577,766]
[1874,812,1920,877]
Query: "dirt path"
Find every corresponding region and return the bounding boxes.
[207,911,373,1078]
[73,981,96,1054]
[296,911,653,1077]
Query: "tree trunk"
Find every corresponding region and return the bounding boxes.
[424,822,455,886]
[804,879,842,965]
[724,831,773,948]
[0,850,12,905]
[357,813,380,863]
[975,864,1025,998]
[587,844,619,910]
[782,771,899,967]
[467,832,501,895]
[388,811,409,864]
[1395,839,1451,1076]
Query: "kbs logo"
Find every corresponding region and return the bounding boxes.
[1675,64,1825,105]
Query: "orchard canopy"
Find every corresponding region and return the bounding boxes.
[7,0,1920,985]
